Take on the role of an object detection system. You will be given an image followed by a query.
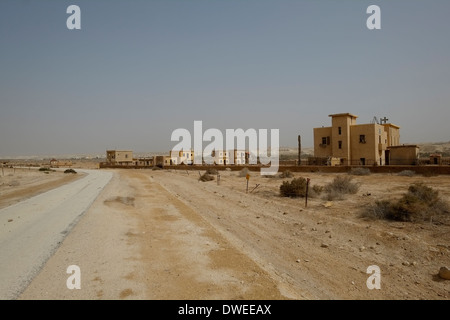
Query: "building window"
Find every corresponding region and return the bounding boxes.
[359,135,366,143]
[338,141,342,149]
[125,154,128,158]
[338,127,342,135]
[322,137,327,145]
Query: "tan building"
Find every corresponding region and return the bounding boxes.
[106,150,133,165]
[135,157,154,167]
[170,149,194,165]
[154,155,172,167]
[388,145,419,165]
[314,113,401,166]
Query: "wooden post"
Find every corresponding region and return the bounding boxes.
[305,178,310,208]
[246,174,250,193]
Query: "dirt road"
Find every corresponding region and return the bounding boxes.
[0,169,112,299]
[18,168,450,300]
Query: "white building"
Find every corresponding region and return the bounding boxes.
[170,150,194,165]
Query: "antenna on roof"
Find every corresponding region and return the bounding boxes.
[371,116,379,124]
[379,116,389,124]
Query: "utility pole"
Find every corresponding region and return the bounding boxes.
[298,135,301,166]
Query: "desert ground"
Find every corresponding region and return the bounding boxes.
[0,163,445,300]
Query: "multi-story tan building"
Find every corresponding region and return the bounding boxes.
[106,150,133,165]
[313,113,402,166]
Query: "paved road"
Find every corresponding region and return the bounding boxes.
[0,170,112,300]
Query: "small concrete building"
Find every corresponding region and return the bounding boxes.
[135,157,154,167]
[106,150,133,165]
[387,145,419,165]
[154,155,172,167]
[429,153,442,165]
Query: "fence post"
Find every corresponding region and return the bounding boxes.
[305,178,310,208]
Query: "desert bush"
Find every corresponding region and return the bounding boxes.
[64,169,77,174]
[348,167,371,176]
[39,167,51,172]
[199,173,215,182]
[307,184,324,198]
[398,170,415,177]
[279,170,293,178]
[238,167,250,177]
[312,184,324,195]
[363,200,393,220]
[361,183,449,222]
[206,168,218,175]
[280,177,307,198]
[151,166,162,170]
[324,176,359,201]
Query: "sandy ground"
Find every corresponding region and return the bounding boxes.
[14,167,450,300]
[0,167,83,209]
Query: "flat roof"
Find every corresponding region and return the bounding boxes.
[387,145,418,148]
[106,150,133,152]
[328,113,358,118]
[383,123,400,129]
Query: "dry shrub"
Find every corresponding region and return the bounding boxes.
[280,177,307,198]
[238,167,250,177]
[323,176,359,200]
[206,168,218,175]
[199,173,215,182]
[279,170,293,178]
[362,183,449,223]
[349,167,371,176]
[310,184,324,198]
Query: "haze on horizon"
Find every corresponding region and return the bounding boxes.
[1,0,450,158]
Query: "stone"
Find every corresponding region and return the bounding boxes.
[324,201,333,208]
[321,243,329,248]
[439,266,450,280]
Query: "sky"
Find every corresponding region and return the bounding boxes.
[1,0,450,157]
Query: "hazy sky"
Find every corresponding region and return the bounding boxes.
[1,0,449,157]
